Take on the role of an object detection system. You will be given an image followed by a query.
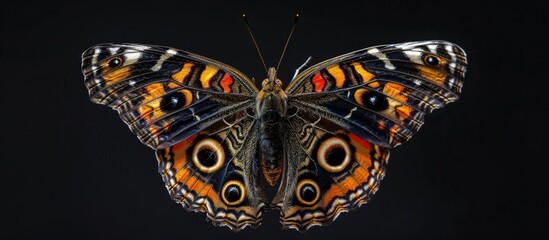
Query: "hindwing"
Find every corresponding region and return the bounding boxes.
[156,110,267,230]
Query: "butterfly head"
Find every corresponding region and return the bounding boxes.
[257,67,287,117]
[261,67,284,90]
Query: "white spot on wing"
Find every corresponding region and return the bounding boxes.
[167,49,178,55]
[396,42,419,49]
[151,49,172,72]
[449,62,456,74]
[152,48,178,71]
[367,48,395,70]
[132,45,150,51]
[345,107,357,119]
[427,44,438,53]
[404,50,423,64]
[170,97,178,105]
[190,108,201,121]
[448,77,455,87]
[123,52,142,65]
[92,48,101,65]
[108,47,120,54]
[445,45,457,61]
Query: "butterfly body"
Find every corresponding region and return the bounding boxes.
[81,40,467,231]
[257,67,287,186]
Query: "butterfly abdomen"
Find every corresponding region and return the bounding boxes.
[257,100,285,186]
[257,112,284,186]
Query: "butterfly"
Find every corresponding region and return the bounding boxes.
[81,39,467,232]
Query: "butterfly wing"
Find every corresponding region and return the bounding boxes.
[81,44,267,231]
[275,40,467,231]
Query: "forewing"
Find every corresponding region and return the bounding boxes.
[286,40,467,147]
[81,43,258,149]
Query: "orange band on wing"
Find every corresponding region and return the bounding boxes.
[183,176,218,204]
[350,62,375,83]
[171,135,196,169]
[352,166,369,185]
[172,63,194,83]
[418,65,447,85]
[323,166,370,205]
[137,84,166,123]
[326,64,345,88]
[368,81,380,88]
[339,175,360,191]
[395,104,412,120]
[103,66,131,85]
[383,83,407,102]
[200,65,219,88]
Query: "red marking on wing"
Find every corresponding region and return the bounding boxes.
[220,73,233,93]
[172,134,197,152]
[312,72,326,92]
[349,133,372,150]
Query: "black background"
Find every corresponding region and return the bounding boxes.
[4,0,547,239]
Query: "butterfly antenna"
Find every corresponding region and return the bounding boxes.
[242,13,268,74]
[276,12,300,71]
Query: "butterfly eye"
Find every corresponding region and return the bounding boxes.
[296,179,320,205]
[317,137,351,173]
[222,180,246,206]
[275,79,283,87]
[423,54,441,67]
[192,138,225,173]
[261,79,269,87]
[107,57,123,68]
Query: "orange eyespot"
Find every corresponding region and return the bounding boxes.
[423,54,441,67]
[107,57,123,68]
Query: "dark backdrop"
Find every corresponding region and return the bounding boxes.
[4,0,547,239]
